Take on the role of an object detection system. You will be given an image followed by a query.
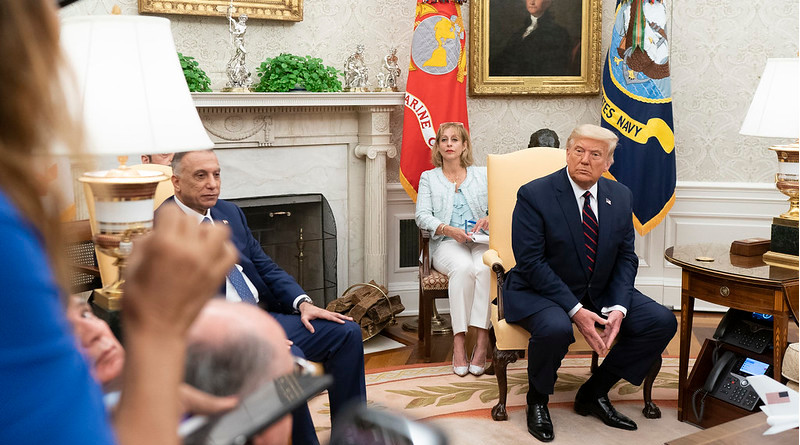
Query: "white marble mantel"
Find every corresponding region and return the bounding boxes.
[191,92,405,293]
[192,91,405,109]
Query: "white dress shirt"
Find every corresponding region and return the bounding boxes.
[564,171,627,319]
[172,197,260,304]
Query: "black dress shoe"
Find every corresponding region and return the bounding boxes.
[574,395,637,430]
[526,403,554,442]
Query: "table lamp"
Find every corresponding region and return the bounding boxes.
[740,58,799,269]
[61,14,214,310]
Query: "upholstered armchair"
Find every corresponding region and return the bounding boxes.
[482,147,661,421]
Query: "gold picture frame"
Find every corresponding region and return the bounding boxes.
[139,0,303,22]
[469,0,602,95]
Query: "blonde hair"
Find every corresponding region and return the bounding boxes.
[0,0,82,294]
[431,122,474,168]
[566,124,619,163]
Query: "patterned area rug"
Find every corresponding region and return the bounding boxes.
[309,357,700,444]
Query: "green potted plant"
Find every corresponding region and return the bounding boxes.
[178,52,211,92]
[254,53,342,92]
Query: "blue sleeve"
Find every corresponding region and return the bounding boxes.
[510,184,579,313]
[415,170,443,235]
[0,193,116,445]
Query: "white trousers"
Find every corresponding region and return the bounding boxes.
[431,239,491,334]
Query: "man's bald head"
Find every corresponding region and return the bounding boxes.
[185,301,294,445]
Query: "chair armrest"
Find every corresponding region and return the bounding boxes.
[483,249,510,320]
[482,249,503,270]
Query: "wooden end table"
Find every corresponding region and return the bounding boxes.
[664,243,798,424]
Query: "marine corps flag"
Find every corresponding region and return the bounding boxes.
[400,0,469,202]
[600,0,675,235]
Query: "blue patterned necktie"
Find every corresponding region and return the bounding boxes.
[202,216,257,305]
[227,266,258,305]
[582,191,598,274]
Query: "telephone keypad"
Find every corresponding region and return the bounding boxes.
[715,374,761,410]
[727,325,771,354]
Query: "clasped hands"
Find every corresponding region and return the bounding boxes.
[441,216,489,244]
[572,308,624,355]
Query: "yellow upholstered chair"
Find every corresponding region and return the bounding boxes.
[482,147,661,421]
[85,163,174,288]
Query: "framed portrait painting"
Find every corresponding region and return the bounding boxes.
[469,0,602,95]
[139,0,303,22]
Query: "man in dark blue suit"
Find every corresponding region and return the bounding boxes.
[503,124,676,442]
[159,150,366,445]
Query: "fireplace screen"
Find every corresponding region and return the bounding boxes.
[231,194,337,307]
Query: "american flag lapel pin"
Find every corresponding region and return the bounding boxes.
[606,198,612,205]
[222,220,229,225]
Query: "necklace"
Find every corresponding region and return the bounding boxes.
[443,169,466,184]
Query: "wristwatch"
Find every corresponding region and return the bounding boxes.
[296,295,314,311]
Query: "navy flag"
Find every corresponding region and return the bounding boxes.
[600,0,675,236]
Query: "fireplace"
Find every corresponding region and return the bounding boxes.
[232,194,337,307]
[192,92,404,299]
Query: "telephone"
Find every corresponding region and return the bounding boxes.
[713,309,773,354]
[692,349,772,422]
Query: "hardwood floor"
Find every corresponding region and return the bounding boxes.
[365,312,799,371]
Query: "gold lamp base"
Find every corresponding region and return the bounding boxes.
[93,284,124,311]
[770,144,799,221]
[80,156,167,311]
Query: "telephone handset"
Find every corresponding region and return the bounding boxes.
[692,350,771,422]
[703,351,735,392]
[713,309,773,354]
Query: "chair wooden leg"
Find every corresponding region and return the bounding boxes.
[491,348,521,421]
[417,284,425,343]
[484,326,496,376]
[641,356,662,419]
[421,297,432,362]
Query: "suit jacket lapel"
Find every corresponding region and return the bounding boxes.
[595,179,613,269]
[209,206,228,226]
[554,169,591,279]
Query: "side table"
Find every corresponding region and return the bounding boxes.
[664,243,798,426]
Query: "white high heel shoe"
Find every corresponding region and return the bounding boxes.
[453,354,469,377]
[468,346,486,376]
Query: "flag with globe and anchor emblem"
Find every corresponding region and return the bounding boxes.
[400,0,469,202]
[600,0,676,236]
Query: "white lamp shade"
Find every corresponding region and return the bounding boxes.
[60,15,213,156]
[740,58,799,139]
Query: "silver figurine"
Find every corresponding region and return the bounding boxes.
[343,45,369,92]
[376,48,401,92]
[223,6,252,91]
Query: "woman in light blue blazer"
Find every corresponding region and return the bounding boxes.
[415,122,490,377]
